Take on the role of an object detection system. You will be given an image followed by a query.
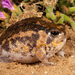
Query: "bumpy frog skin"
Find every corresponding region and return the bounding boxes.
[0,17,66,65]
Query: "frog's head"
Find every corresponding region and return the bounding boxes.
[47,24,66,50]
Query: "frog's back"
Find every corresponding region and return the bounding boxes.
[0,17,64,43]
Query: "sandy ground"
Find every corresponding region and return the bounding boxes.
[0,24,75,75]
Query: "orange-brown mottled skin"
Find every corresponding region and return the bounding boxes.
[0,17,66,65]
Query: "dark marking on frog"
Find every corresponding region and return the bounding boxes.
[32,33,39,40]
[29,48,33,52]
[48,46,51,51]
[25,36,31,41]
[33,29,38,32]
[1,40,10,51]
[30,55,35,57]
[10,38,17,48]
[10,38,16,45]
[19,37,25,44]
[11,44,17,48]
[33,43,36,47]
[15,37,20,40]
[15,37,26,44]
[46,37,52,44]
[27,43,33,48]
[22,29,27,32]
[21,52,27,56]
[26,33,40,52]
[27,43,33,52]
[32,33,39,47]
[21,47,23,49]
[33,25,49,34]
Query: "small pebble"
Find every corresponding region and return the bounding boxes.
[31,71,34,74]
[44,71,48,74]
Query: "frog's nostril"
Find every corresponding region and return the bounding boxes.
[51,31,59,35]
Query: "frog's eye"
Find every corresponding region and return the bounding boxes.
[51,30,59,36]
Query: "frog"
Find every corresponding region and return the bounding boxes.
[0,17,66,65]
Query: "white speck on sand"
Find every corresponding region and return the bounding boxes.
[44,71,48,74]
